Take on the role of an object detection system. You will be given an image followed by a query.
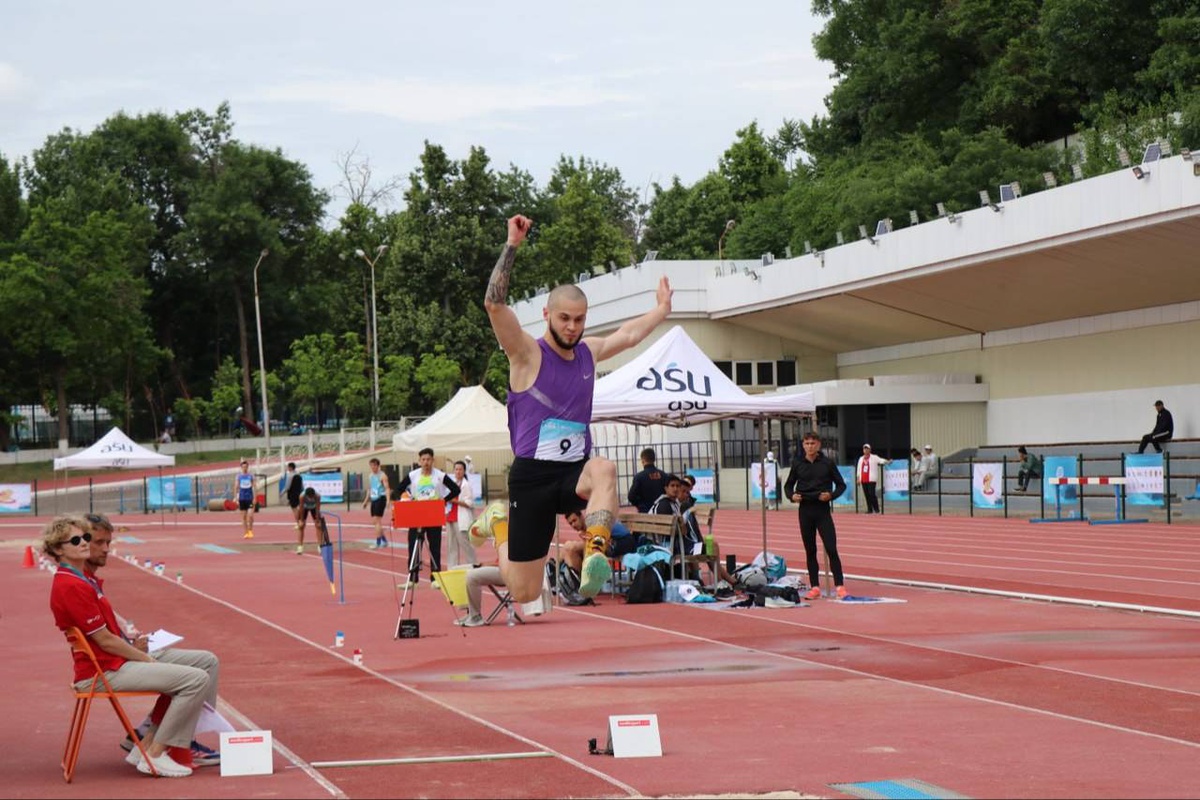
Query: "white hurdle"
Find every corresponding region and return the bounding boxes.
[1036,476,1149,525]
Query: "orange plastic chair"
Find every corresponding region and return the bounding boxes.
[61,626,159,782]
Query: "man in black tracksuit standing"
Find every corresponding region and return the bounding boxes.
[628,447,668,513]
[783,431,848,601]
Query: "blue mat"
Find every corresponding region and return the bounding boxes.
[194,543,239,554]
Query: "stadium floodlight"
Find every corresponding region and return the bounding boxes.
[836,230,845,246]
[1117,148,1131,168]
[908,209,919,226]
[1133,142,1163,180]
[936,202,959,224]
[1043,172,1057,188]
[980,189,1001,212]
[858,224,876,245]
[1071,163,1084,180]
[251,249,271,448]
[353,244,388,423]
[803,240,812,254]
[1180,147,1192,161]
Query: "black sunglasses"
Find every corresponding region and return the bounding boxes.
[67,532,93,546]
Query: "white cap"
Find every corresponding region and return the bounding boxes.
[678,584,701,602]
[766,450,775,461]
[924,444,933,450]
[862,443,871,449]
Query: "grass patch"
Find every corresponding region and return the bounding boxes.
[0,449,250,485]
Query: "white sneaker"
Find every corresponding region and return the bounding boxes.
[454,614,485,627]
[125,746,145,767]
[136,750,192,778]
[764,595,798,609]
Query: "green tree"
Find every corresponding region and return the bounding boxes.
[384,142,508,387]
[0,153,27,248]
[7,199,159,443]
[414,348,461,408]
[378,354,417,420]
[177,129,326,419]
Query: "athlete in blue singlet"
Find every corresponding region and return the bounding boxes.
[483,214,673,601]
[234,460,255,539]
[362,457,391,548]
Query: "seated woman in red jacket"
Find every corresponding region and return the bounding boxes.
[44,515,212,778]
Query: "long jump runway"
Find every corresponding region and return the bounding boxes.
[5,510,1200,799]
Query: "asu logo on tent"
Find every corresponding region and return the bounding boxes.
[635,362,713,397]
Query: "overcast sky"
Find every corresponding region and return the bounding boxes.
[1,1,834,221]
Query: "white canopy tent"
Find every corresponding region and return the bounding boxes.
[53,427,175,470]
[392,385,510,463]
[592,325,815,561]
[592,326,814,425]
[52,427,176,520]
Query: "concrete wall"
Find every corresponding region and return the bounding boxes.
[838,311,1199,445]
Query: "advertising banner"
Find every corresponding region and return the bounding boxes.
[883,461,910,502]
[1042,456,1078,504]
[0,483,33,513]
[302,470,344,503]
[685,468,715,504]
[749,461,778,500]
[1125,453,1164,506]
[147,477,192,509]
[833,466,855,506]
[972,462,1004,509]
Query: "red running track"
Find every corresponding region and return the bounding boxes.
[4,508,1200,799]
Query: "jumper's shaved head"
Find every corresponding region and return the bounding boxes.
[547,284,587,309]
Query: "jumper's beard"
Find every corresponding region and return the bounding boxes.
[549,325,583,350]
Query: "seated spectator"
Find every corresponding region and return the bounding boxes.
[45,515,220,778]
[84,514,221,767]
[1016,446,1042,492]
[677,479,734,589]
[913,444,937,491]
[560,511,638,574]
[452,564,550,627]
[649,474,683,517]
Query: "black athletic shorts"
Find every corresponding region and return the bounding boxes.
[238,498,253,512]
[302,506,320,522]
[369,496,387,518]
[288,496,301,510]
[507,456,588,562]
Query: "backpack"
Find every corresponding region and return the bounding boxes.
[557,561,581,596]
[626,561,669,604]
[731,564,768,591]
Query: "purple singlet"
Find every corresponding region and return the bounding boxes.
[508,339,594,461]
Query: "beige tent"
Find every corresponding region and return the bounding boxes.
[392,386,511,472]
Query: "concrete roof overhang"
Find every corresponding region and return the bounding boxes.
[515,156,1200,355]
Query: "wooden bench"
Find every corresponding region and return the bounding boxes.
[618,508,721,591]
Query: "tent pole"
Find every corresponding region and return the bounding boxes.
[759,417,768,560]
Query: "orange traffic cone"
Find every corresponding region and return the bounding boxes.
[22,545,35,568]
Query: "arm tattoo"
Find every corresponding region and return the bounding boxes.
[486,244,517,304]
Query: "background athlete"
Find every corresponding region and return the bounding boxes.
[482,214,672,601]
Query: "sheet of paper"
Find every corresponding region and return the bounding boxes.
[196,702,236,734]
[147,629,184,653]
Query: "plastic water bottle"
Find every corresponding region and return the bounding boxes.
[175,571,183,584]
[352,648,363,665]
[507,606,516,627]
[334,631,345,648]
